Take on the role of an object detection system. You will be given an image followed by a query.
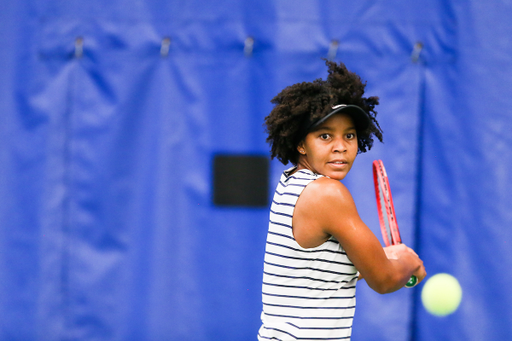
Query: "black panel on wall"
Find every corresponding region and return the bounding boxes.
[213,155,269,207]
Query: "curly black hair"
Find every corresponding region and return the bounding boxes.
[264,59,383,165]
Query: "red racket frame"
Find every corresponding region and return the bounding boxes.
[373,159,402,246]
[373,159,417,288]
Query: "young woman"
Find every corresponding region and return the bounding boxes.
[258,60,426,340]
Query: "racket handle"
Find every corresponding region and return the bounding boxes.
[405,275,418,288]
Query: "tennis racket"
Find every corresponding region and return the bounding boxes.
[373,160,417,288]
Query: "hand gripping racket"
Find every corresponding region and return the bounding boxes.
[373,160,417,288]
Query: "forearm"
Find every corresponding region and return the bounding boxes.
[363,253,422,294]
[385,256,421,292]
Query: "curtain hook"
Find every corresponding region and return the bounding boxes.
[74,37,84,58]
[411,41,423,63]
[244,36,254,57]
[161,37,171,57]
[327,40,339,61]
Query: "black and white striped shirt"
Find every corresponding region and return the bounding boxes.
[258,168,359,341]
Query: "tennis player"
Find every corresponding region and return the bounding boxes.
[258,60,426,340]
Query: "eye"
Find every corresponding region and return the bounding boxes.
[346,132,357,139]
[319,133,331,140]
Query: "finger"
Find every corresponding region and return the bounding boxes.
[414,266,427,284]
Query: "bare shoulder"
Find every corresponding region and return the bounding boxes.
[300,177,355,209]
[293,177,357,248]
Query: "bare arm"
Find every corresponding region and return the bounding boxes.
[293,177,426,294]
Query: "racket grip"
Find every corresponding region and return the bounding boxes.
[405,275,418,288]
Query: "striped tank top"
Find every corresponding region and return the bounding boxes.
[258,168,359,341]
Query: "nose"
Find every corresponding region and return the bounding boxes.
[333,137,347,153]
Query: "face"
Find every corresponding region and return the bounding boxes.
[296,113,358,180]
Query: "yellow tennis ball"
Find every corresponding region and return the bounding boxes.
[421,273,462,317]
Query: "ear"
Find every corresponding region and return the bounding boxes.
[297,142,306,155]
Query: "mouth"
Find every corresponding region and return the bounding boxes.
[325,159,351,179]
[328,160,348,165]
